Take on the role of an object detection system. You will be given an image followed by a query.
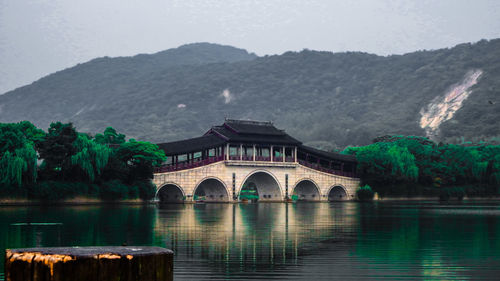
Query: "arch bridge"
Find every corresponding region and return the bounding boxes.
[154,119,360,203]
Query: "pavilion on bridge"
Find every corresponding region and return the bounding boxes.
[156,119,357,177]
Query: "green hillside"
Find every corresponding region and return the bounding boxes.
[0,40,499,149]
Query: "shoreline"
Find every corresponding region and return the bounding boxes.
[2,196,500,206]
[374,196,500,202]
[0,197,153,206]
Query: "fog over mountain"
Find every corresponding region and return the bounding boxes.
[0,39,499,149]
[1,0,500,94]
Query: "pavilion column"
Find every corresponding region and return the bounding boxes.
[253,144,256,161]
[240,144,243,160]
[226,143,229,161]
[270,145,274,162]
[294,147,297,162]
[282,147,285,162]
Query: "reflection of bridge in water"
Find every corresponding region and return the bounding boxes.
[154,120,360,203]
[153,203,359,266]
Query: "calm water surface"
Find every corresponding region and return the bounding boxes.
[1,202,500,280]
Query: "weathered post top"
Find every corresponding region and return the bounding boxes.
[5,246,173,281]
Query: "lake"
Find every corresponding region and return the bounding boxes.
[1,201,500,280]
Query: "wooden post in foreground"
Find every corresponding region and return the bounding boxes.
[5,246,173,281]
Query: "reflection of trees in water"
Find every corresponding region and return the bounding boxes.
[239,182,259,201]
[3,203,500,279]
[354,202,500,280]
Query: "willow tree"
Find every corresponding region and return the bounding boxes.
[71,134,111,182]
[0,122,40,187]
[344,141,419,184]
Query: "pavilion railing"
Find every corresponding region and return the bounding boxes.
[155,155,225,173]
[255,156,271,161]
[154,155,356,177]
[298,159,356,177]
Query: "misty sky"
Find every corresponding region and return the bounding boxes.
[1,0,500,94]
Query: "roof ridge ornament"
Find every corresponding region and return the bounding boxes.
[224,118,274,126]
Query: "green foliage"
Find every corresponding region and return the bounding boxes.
[134,181,156,200]
[0,122,40,186]
[37,122,78,180]
[345,136,500,197]
[0,121,161,201]
[28,181,89,201]
[345,140,419,184]
[115,140,166,182]
[94,127,125,145]
[439,187,466,201]
[100,180,131,200]
[116,140,166,166]
[356,185,374,201]
[71,134,111,181]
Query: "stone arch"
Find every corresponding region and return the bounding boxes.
[193,177,230,202]
[156,182,185,203]
[328,185,348,201]
[239,170,283,201]
[292,179,321,201]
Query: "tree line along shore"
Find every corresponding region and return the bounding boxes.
[345,135,500,201]
[0,121,166,202]
[1,121,499,203]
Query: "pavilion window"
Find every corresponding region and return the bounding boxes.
[254,146,270,161]
[242,146,253,160]
[244,146,253,157]
[208,148,216,157]
[193,151,202,162]
[229,145,240,160]
[162,156,173,166]
[177,154,187,163]
[273,147,283,157]
[229,146,239,156]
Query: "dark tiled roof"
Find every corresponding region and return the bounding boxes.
[157,135,226,156]
[156,120,355,163]
[298,145,357,163]
[224,119,285,136]
[211,126,302,145]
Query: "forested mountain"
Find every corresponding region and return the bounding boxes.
[1,40,499,149]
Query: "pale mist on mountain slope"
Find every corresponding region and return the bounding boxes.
[0,39,499,149]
